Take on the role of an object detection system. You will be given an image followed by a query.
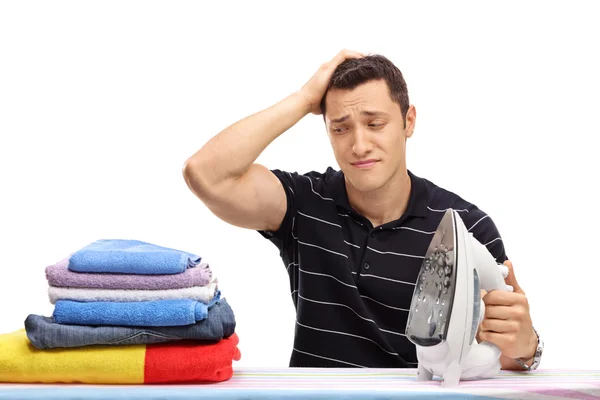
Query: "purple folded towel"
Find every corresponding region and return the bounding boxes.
[45,258,212,290]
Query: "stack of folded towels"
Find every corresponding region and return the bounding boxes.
[0,239,241,384]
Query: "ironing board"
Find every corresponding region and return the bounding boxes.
[1,367,599,399]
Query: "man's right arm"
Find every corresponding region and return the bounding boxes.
[182,92,310,232]
[182,49,364,233]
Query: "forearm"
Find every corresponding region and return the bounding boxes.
[184,91,310,187]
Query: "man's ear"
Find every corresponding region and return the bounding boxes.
[405,104,416,138]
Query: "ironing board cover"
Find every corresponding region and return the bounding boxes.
[1,367,599,399]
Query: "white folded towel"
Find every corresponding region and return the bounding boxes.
[48,278,218,304]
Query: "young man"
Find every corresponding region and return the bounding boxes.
[182,50,542,371]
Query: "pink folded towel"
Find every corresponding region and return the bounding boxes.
[45,258,212,290]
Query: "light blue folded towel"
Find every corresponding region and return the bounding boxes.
[68,239,202,275]
[52,291,221,327]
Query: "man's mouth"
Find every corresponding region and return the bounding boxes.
[351,159,379,169]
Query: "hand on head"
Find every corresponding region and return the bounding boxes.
[300,49,366,115]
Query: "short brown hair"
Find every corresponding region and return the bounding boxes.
[320,54,410,124]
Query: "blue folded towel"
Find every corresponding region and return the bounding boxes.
[68,239,202,275]
[53,292,221,327]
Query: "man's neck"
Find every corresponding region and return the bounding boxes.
[345,168,412,228]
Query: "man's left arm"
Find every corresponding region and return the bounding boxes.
[459,208,541,371]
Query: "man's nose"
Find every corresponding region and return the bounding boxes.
[352,128,372,156]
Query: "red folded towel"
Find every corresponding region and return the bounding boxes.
[145,333,241,383]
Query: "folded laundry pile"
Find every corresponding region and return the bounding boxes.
[0,239,240,384]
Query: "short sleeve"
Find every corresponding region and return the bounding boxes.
[257,169,300,249]
[459,207,508,263]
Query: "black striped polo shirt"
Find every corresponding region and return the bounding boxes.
[258,167,508,368]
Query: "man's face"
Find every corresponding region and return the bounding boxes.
[324,79,416,193]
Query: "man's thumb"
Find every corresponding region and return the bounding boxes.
[503,260,524,294]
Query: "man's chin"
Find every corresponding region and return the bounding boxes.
[345,174,386,193]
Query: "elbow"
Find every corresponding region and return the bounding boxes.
[181,157,198,182]
[182,158,213,198]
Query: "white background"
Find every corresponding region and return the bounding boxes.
[1,1,599,369]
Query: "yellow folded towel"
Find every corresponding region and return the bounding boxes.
[0,329,145,384]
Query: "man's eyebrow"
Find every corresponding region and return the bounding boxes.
[329,115,349,124]
[328,111,389,124]
[362,110,389,117]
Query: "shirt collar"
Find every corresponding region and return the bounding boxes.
[330,168,428,222]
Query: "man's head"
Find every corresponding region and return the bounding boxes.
[320,55,410,124]
[320,54,416,193]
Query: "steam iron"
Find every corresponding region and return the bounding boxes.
[405,208,512,387]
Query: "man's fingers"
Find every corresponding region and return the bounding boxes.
[483,290,528,307]
[503,260,524,295]
[339,48,365,57]
[480,318,519,333]
[319,50,364,81]
[333,49,365,64]
[482,289,522,306]
[479,331,516,349]
[484,304,513,320]
[322,49,366,76]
